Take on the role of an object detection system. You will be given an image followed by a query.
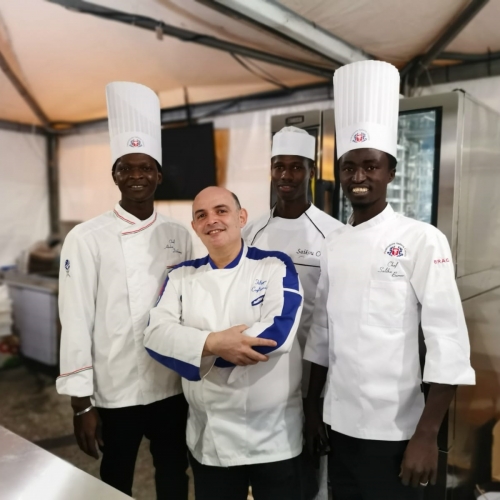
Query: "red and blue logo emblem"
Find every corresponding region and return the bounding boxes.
[351,129,369,144]
[385,243,406,258]
[128,137,144,148]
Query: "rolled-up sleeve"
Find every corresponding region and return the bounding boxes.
[410,228,475,385]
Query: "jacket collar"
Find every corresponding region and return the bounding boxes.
[113,203,157,236]
[271,202,313,221]
[208,240,246,270]
[347,203,397,231]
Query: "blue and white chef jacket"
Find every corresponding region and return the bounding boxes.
[144,242,304,466]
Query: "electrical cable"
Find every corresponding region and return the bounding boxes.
[230,53,290,91]
[241,55,292,89]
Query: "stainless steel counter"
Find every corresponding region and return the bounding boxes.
[0,426,131,499]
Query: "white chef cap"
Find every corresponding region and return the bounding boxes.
[271,126,316,161]
[334,61,400,159]
[106,81,162,166]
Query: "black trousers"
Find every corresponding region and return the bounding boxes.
[328,429,424,500]
[189,451,306,500]
[97,394,188,499]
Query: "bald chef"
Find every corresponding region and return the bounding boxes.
[145,186,305,500]
[243,126,343,499]
[304,61,475,500]
[57,82,192,498]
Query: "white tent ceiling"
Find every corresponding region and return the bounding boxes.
[0,0,498,126]
[278,0,500,64]
[0,0,328,125]
[273,0,500,88]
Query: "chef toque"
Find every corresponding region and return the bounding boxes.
[271,126,316,161]
[334,61,400,159]
[106,81,162,166]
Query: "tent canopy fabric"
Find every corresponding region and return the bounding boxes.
[279,0,500,64]
[0,0,498,126]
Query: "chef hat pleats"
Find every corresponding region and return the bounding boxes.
[334,61,400,159]
[106,81,162,166]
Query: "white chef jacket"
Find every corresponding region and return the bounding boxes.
[243,204,343,395]
[144,243,304,466]
[304,204,475,441]
[56,203,192,408]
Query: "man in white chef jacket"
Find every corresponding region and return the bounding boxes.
[144,186,305,500]
[243,126,343,499]
[57,82,192,498]
[304,61,475,499]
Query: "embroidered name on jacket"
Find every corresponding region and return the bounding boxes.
[378,260,405,278]
[296,248,321,258]
[165,239,182,254]
[251,279,267,293]
[251,279,267,306]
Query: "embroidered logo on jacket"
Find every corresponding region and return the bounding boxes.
[385,243,406,258]
[251,295,265,306]
[65,259,71,277]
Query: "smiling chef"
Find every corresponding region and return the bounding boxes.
[144,186,305,500]
[304,61,475,499]
[243,126,343,499]
[56,82,192,498]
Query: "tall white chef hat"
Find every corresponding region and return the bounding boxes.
[271,126,316,161]
[333,61,400,159]
[106,81,162,167]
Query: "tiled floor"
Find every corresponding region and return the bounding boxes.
[0,365,195,499]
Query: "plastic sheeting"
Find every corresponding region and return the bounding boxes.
[0,130,49,266]
[58,99,332,257]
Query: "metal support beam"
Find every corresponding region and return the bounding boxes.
[416,58,500,87]
[55,81,333,134]
[47,134,60,236]
[0,50,51,128]
[197,0,370,66]
[47,0,334,79]
[0,119,46,135]
[402,0,490,84]
[440,51,500,62]
[0,47,60,236]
